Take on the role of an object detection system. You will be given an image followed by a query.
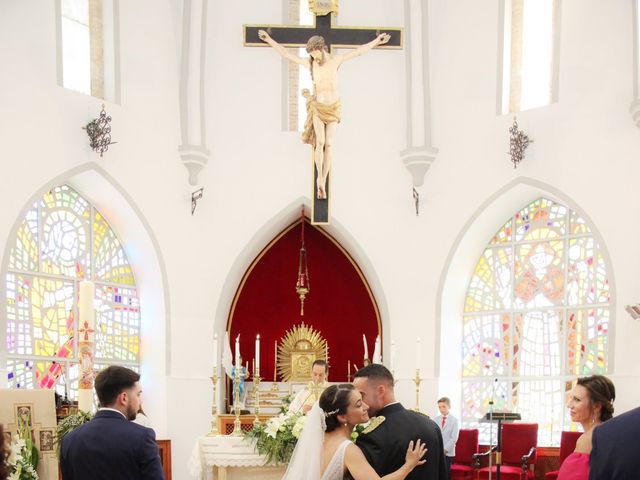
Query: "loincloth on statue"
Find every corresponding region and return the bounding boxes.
[301,96,341,146]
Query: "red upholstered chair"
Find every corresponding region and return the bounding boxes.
[450,429,479,480]
[545,431,582,480]
[473,423,538,480]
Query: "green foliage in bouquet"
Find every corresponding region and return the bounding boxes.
[8,414,39,480]
[243,410,306,465]
[54,411,94,457]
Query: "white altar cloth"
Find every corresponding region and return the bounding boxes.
[188,435,285,480]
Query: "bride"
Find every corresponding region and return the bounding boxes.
[283,384,427,480]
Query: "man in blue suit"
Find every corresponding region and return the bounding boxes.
[60,366,165,480]
[434,397,460,480]
[589,406,640,480]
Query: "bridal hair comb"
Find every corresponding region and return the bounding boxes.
[324,408,339,417]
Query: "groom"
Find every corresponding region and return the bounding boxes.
[349,364,446,479]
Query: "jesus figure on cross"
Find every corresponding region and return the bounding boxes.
[258,30,390,200]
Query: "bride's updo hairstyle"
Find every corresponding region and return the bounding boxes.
[577,375,616,422]
[319,384,355,432]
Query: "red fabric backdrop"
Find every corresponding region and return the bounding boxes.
[228,220,380,382]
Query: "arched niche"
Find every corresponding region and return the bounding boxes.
[227,217,381,383]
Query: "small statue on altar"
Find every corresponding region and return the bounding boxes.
[231,356,249,412]
[288,360,329,414]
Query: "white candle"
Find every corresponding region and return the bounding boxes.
[213,333,218,368]
[255,334,260,376]
[363,334,369,360]
[235,334,240,369]
[373,335,381,363]
[78,281,96,331]
[416,337,421,370]
[274,340,278,382]
[77,280,96,413]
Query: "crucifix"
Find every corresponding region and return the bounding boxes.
[244,0,402,224]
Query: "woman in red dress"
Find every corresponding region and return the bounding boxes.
[557,375,616,480]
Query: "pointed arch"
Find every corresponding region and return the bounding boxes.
[435,177,615,444]
[1,162,169,426]
[213,198,390,364]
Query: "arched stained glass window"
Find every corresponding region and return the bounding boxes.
[5,185,140,398]
[461,198,610,446]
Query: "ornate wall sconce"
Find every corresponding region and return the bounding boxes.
[509,117,532,168]
[83,104,116,157]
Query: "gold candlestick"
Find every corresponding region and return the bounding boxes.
[207,367,219,436]
[253,374,262,426]
[413,368,422,412]
[231,366,242,436]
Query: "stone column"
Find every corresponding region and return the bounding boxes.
[400,0,438,187]
[179,0,210,185]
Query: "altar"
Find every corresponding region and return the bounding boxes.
[188,435,286,480]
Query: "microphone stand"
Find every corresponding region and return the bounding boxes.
[488,378,497,480]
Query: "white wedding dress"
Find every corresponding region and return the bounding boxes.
[282,404,351,480]
[320,439,352,480]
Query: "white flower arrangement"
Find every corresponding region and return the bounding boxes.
[7,435,38,480]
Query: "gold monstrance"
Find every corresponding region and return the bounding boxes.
[276,322,328,382]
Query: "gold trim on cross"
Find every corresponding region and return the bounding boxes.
[309,0,338,16]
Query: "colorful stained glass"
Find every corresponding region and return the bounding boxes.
[464,247,512,312]
[512,379,564,446]
[513,310,562,377]
[462,314,510,377]
[5,185,140,401]
[514,241,564,308]
[567,238,609,305]
[40,186,91,278]
[461,380,510,440]
[95,284,140,362]
[462,197,610,446]
[514,198,567,241]
[566,308,608,375]
[490,219,512,245]
[8,203,39,272]
[93,211,135,285]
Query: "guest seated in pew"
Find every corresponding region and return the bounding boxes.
[558,375,615,480]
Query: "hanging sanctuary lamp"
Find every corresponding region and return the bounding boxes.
[295,206,310,315]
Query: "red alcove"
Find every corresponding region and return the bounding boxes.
[228,218,380,383]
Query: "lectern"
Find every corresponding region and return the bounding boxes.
[474,412,521,480]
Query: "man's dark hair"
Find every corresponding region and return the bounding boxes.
[438,397,451,407]
[354,363,394,387]
[95,366,140,407]
[312,359,328,372]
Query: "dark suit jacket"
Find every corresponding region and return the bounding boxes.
[589,406,640,480]
[60,409,165,480]
[351,402,447,480]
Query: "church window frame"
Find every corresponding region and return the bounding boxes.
[56,0,120,103]
[498,0,561,114]
[461,197,610,446]
[4,184,140,401]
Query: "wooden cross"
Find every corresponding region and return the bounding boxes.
[244,2,402,224]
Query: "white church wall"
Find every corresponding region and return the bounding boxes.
[1,0,640,477]
[430,0,640,418]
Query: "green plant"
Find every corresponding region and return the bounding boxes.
[243,411,304,464]
[7,414,39,480]
[54,411,94,458]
